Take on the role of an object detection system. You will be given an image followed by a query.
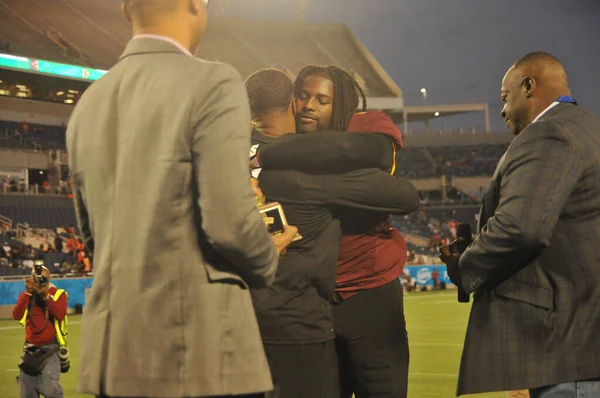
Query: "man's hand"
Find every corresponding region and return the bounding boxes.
[251,177,266,207]
[24,278,35,295]
[272,225,299,258]
[440,243,462,286]
[250,178,263,198]
[249,152,261,169]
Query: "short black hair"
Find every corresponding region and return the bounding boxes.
[514,51,563,68]
[294,65,367,131]
[245,69,294,118]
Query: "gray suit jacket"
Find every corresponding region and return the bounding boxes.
[66,38,278,397]
[456,102,600,395]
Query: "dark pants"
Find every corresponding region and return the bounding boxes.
[333,279,409,398]
[263,341,339,398]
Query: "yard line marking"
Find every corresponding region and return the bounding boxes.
[0,321,81,331]
[5,369,19,372]
[411,372,458,378]
[417,300,460,304]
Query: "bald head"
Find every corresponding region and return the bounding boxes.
[122,0,208,54]
[500,52,572,135]
[512,52,569,92]
[124,0,181,25]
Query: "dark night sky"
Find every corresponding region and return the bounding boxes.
[220,0,600,132]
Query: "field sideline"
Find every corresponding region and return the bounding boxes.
[0,291,504,398]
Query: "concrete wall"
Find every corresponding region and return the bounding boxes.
[0,148,52,169]
[0,96,72,127]
[453,176,491,190]
[412,178,442,191]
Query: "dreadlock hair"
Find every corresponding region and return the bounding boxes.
[245,68,294,119]
[294,65,367,131]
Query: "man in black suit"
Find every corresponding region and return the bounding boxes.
[441,52,600,397]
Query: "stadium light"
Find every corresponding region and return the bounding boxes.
[421,88,427,105]
[434,112,440,117]
[420,88,427,94]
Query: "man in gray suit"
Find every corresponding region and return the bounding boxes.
[66,1,297,397]
[441,51,600,397]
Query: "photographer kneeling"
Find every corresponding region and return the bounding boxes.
[12,265,68,398]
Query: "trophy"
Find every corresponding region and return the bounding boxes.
[256,194,302,242]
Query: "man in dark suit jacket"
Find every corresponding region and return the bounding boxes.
[441,52,600,397]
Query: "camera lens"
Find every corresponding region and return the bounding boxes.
[59,347,70,373]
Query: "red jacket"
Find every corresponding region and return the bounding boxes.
[13,285,67,346]
[335,111,408,300]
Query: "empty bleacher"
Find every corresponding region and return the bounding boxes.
[396,147,438,179]
[0,120,66,150]
[0,119,506,179]
[428,144,508,177]
[0,195,77,229]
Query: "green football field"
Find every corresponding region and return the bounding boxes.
[0,291,505,398]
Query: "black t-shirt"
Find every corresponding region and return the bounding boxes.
[250,130,339,344]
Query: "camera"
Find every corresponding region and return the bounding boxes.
[59,347,70,373]
[33,262,48,287]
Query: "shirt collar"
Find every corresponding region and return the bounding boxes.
[532,101,560,124]
[132,34,193,57]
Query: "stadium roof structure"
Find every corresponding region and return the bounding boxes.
[0,0,487,130]
[0,0,400,94]
[392,103,492,134]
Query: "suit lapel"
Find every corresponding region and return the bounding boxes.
[475,103,569,233]
[477,152,508,232]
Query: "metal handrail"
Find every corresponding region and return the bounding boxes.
[0,214,12,229]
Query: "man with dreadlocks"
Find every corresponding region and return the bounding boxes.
[245,68,419,398]
[256,65,413,397]
[295,65,367,133]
